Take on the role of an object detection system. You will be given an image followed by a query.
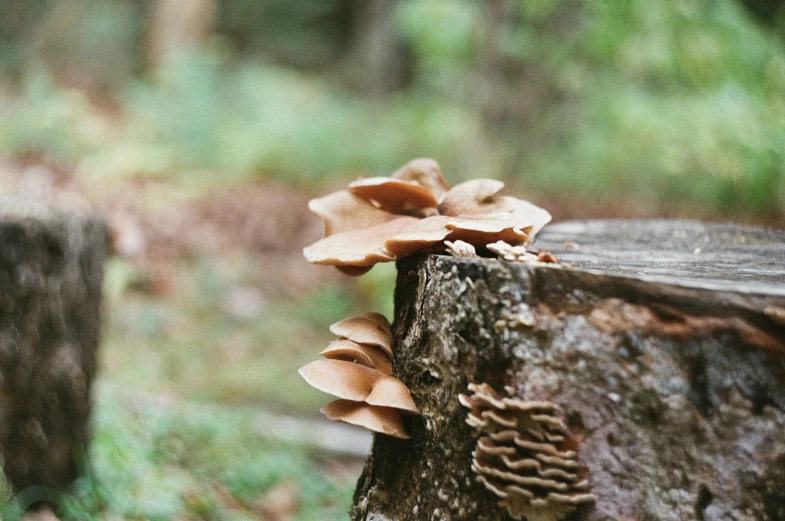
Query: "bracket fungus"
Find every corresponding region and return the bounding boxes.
[298,313,419,439]
[459,383,594,521]
[303,158,552,274]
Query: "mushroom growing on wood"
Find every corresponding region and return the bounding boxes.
[348,177,440,215]
[299,312,419,439]
[303,159,552,275]
[321,400,409,439]
[329,312,393,357]
[319,339,392,375]
[459,383,594,521]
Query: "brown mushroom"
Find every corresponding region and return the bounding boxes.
[302,216,418,269]
[439,180,552,238]
[319,338,392,375]
[438,179,505,216]
[365,375,420,414]
[390,158,449,201]
[354,311,393,337]
[308,190,397,236]
[348,177,439,214]
[321,400,410,439]
[298,359,382,401]
[384,215,531,258]
[299,359,419,414]
[329,312,393,356]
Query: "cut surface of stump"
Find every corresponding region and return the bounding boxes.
[351,219,785,521]
[0,199,106,490]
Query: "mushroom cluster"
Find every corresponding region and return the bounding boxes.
[459,383,594,521]
[298,312,420,439]
[303,158,552,274]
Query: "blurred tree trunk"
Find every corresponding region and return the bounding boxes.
[0,200,106,491]
[349,0,408,96]
[147,0,217,70]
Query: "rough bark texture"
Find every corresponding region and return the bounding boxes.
[351,220,785,521]
[0,199,106,491]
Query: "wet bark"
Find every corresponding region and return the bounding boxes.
[0,200,106,491]
[351,220,785,521]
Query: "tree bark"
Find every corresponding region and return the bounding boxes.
[351,220,785,521]
[0,199,106,491]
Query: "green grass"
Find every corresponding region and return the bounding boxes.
[0,384,357,521]
[100,255,375,411]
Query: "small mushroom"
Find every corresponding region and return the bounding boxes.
[320,338,392,375]
[390,158,449,201]
[321,399,410,439]
[308,190,398,236]
[329,312,393,356]
[444,240,479,258]
[348,177,439,214]
[487,241,560,264]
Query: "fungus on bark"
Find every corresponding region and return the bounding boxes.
[348,177,439,215]
[319,339,392,375]
[298,313,419,439]
[329,311,393,356]
[459,383,594,521]
[444,240,479,258]
[488,240,560,264]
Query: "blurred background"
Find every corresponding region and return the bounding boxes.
[0,0,783,519]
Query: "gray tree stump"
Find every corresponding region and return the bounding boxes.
[351,220,785,521]
[0,199,105,491]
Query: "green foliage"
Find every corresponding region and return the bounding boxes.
[521,0,785,212]
[0,68,96,160]
[219,0,349,67]
[4,0,783,213]
[0,385,355,520]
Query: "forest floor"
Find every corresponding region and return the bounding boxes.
[0,157,779,520]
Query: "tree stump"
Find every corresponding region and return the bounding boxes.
[0,199,106,491]
[351,220,785,521]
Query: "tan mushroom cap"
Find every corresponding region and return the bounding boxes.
[321,400,410,439]
[320,338,392,376]
[497,196,552,237]
[390,158,449,200]
[308,190,397,236]
[384,215,532,258]
[299,359,382,401]
[438,179,505,216]
[329,313,393,356]
[302,215,418,268]
[439,179,552,238]
[299,359,419,413]
[365,375,420,414]
[348,177,439,214]
[356,311,393,337]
